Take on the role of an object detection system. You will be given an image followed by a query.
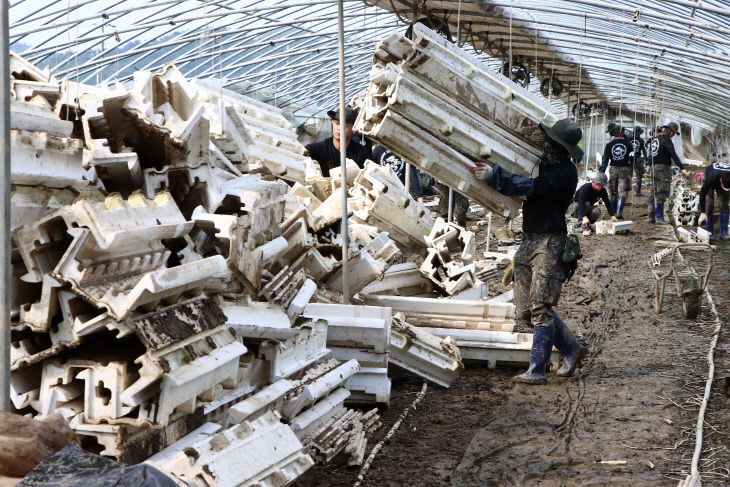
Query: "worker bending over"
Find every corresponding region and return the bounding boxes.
[697,161,730,240]
[599,123,632,219]
[574,172,618,230]
[646,122,690,223]
[472,118,586,384]
[305,107,372,177]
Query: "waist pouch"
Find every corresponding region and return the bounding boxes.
[561,234,583,281]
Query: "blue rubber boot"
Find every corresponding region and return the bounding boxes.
[722,214,729,240]
[616,197,625,219]
[636,182,642,196]
[514,326,554,385]
[610,200,617,215]
[552,311,587,377]
[655,203,668,224]
[646,202,655,222]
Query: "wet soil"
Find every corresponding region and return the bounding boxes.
[296,192,730,487]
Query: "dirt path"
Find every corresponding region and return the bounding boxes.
[296,194,730,487]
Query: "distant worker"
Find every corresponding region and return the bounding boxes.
[436,183,469,228]
[628,126,647,196]
[305,107,372,177]
[646,122,690,223]
[372,145,422,201]
[697,161,730,240]
[472,118,586,384]
[599,123,632,219]
[574,172,618,230]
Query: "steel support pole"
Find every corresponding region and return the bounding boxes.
[0,0,11,411]
[404,163,411,194]
[336,0,349,304]
[447,188,454,223]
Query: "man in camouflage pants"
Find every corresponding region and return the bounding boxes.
[646,122,689,223]
[473,118,586,384]
[599,123,632,218]
[435,182,469,227]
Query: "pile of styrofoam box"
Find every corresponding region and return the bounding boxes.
[420,217,480,296]
[354,23,560,218]
[671,176,700,226]
[9,31,565,483]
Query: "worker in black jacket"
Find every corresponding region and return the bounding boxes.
[472,118,586,385]
[697,162,730,239]
[574,171,618,229]
[646,122,689,223]
[599,123,632,218]
[628,126,647,195]
[305,107,372,177]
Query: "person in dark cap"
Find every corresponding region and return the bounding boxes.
[472,118,586,385]
[574,171,618,230]
[628,126,647,195]
[599,123,632,218]
[646,122,689,223]
[304,107,372,177]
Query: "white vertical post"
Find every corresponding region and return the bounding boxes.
[336,0,349,304]
[0,0,11,410]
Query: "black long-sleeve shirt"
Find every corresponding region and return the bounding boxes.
[574,182,615,216]
[489,160,578,234]
[629,135,646,163]
[699,162,730,212]
[372,146,422,199]
[647,134,684,169]
[600,136,632,171]
[305,136,372,177]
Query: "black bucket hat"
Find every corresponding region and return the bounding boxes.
[661,121,680,135]
[606,122,623,136]
[327,107,359,124]
[540,118,584,163]
[634,126,644,135]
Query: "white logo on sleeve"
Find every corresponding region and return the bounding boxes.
[713,162,730,172]
[611,143,628,160]
[631,139,641,152]
[650,138,660,156]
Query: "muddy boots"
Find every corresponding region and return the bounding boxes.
[655,203,668,224]
[615,197,626,219]
[722,214,730,240]
[646,202,655,222]
[707,216,715,240]
[552,311,587,377]
[514,326,554,385]
[636,182,642,196]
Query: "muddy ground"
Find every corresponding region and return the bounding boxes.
[296,190,730,487]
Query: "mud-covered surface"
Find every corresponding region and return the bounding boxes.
[296,192,730,487]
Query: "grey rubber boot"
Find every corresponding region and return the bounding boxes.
[514,326,554,385]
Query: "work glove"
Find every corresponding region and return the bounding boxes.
[581,216,591,229]
[698,213,707,226]
[502,259,514,286]
[610,216,618,222]
[681,169,690,179]
[473,164,493,181]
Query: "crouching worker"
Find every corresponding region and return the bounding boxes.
[472,118,587,384]
[574,172,618,230]
[697,161,730,240]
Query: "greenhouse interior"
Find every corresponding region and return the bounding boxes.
[1,0,730,486]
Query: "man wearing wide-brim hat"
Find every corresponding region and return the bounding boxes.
[471,118,586,385]
[646,122,689,223]
[304,107,372,177]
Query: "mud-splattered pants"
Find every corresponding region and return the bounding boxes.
[647,164,672,206]
[608,166,632,200]
[513,232,567,331]
[436,182,469,227]
[705,188,730,216]
[633,157,646,182]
